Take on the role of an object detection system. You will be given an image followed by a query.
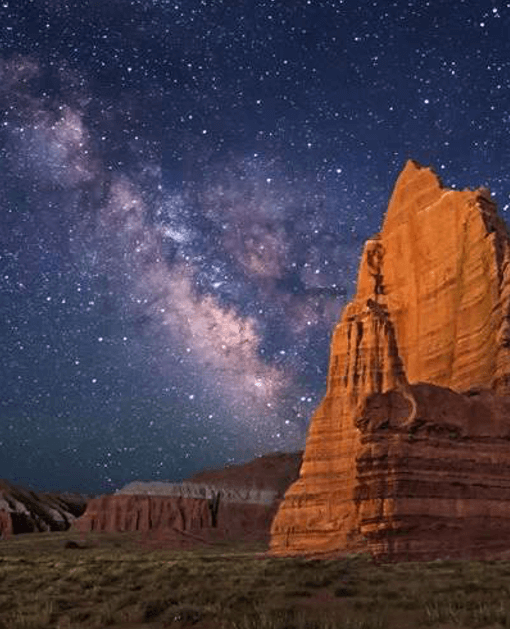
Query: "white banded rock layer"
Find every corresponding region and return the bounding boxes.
[115,481,278,505]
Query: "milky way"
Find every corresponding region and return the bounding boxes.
[1,1,509,494]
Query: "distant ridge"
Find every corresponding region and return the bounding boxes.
[0,479,88,537]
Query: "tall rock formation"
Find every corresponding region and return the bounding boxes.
[270,160,510,561]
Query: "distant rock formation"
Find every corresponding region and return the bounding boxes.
[72,495,278,544]
[187,451,303,497]
[115,481,278,504]
[0,480,89,538]
[72,451,303,545]
[270,160,510,562]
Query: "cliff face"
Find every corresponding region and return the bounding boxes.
[372,160,510,394]
[353,385,510,561]
[71,452,303,546]
[270,161,510,561]
[72,494,279,545]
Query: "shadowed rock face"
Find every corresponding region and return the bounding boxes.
[72,494,280,544]
[0,480,89,538]
[270,160,510,561]
[187,451,303,497]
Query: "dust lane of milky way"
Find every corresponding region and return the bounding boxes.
[0,0,509,495]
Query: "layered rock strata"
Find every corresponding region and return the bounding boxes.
[72,492,278,543]
[73,483,278,541]
[0,480,89,538]
[73,451,303,544]
[115,481,277,504]
[353,385,510,561]
[270,160,510,561]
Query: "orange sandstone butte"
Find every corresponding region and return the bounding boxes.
[270,160,510,562]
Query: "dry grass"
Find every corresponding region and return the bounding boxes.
[1,531,510,628]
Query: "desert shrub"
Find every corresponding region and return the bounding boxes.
[301,577,333,588]
[230,608,299,629]
[95,600,117,625]
[470,600,510,627]
[162,605,204,625]
[142,597,177,621]
[52,598,76,612]
[225,609,388,629]
[283,589,313,598]
[67,608,92,623]
[334,584,357,597]
[221,592,259,612]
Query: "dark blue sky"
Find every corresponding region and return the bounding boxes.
[1,0,509,495]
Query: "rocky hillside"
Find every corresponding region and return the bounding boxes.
[0,479,90,538]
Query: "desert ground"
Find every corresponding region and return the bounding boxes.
[2,530,510,628]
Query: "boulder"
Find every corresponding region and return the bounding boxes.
[270,160,510,561]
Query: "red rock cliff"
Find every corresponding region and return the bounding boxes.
[270,161,510,561]
[71,452,303,545]
[72,494,279,545]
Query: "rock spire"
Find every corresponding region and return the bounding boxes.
[270,161,510,561]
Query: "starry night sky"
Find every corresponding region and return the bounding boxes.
[1,0,509,495]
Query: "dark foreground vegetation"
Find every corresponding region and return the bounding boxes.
[2,531,510,628]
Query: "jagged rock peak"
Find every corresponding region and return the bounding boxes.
[270,161,510,561]
[382,159,498,234]
[354,160,510,393]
